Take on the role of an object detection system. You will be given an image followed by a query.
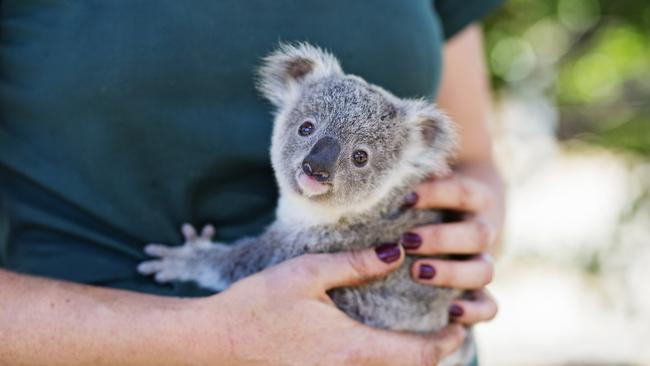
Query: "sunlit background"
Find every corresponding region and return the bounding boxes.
[474,0,650,365]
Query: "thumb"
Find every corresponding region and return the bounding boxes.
[428,324,469,361]
[293,243,404,291]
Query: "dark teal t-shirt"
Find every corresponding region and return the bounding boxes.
[0,1,501,296]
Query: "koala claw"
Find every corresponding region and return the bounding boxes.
[180,223,216,249]
[138,223,219,283]
[137,260,163,274]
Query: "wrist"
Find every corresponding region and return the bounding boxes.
[113,295,223,366]
[456,159,502,185]
[454,160,506,254]
[169,295,235,365]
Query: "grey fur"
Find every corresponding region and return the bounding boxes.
[139,43,472,365]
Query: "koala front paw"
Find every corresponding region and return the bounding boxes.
[138,223,219,283]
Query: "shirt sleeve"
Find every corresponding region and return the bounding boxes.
[433,0,504,40]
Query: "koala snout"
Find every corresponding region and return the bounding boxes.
[302,136,340,183]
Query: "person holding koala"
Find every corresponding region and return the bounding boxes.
[0,1,504,365]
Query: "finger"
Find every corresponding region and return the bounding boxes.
[181,223,197,242]
[411,255,494,289]
[402,220,495,255]
[413,176,493,212]
[144,244,173,257]
[200,224,215,240]
[137,260,164,275]
[427,323,469,360]
[449,290,498,325]
[285,243,404,292]
[365,323,467,365]
[154,271,175,283]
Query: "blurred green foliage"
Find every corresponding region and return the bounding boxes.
[484,0,650,156]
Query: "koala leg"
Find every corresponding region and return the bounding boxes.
[138,223,233,291]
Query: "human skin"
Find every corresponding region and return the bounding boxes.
[408,25,503,324]
[0,249,468,366]
[0,25,500,365]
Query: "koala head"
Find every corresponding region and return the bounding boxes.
[258,43,457,223]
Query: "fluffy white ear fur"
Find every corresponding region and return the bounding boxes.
[401,99,459,177]
[257,43,343,108]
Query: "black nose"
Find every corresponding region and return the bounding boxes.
[302,161,330,182]
[302,136,340,183]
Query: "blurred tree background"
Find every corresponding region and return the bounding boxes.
[484,0,650,156]
[475,2,650,364]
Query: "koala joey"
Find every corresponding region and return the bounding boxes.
[139,43,473,365]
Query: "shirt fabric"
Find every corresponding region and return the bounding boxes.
[0,0,501,296]
[1,3,501,365]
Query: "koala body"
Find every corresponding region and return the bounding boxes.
[139,44,472,365]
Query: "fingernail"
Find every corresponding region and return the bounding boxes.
[418,264,436,279]
[401,232,422,250]
[375,243,401,263]
[449,304,464,318]
[401,192,418,208]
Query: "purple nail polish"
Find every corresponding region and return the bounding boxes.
[401,192,419,208]
[449,304,464,318]
[418,264,436,279]
[401,232,422,250]
[375,243,401,263]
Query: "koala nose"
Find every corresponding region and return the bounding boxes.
[302,136,340,183]
[302,161,330,182]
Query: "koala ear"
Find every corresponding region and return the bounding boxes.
[257,43,343,108]
[403,100,458,174]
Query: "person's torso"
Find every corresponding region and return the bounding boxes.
[0,0,444,294]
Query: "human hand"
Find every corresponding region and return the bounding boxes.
[402,167,503,325]
[184,246,467,366]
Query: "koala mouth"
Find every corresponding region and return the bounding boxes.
[295,169,331,197]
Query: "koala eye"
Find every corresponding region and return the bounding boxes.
[298,121,315,136]
[352,150,368,167]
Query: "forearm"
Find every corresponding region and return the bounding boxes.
[437,25,506,253]
[0,269,226,366]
